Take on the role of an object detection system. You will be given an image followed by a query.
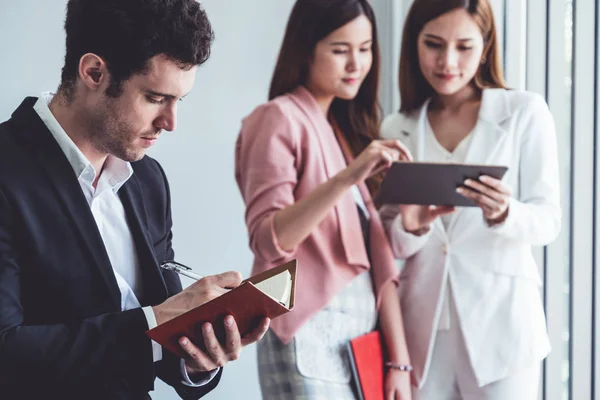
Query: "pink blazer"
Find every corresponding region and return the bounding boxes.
[235,86,399,344]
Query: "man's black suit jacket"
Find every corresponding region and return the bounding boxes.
[0,98,221,400]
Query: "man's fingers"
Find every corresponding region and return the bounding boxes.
[201,323,227,367]
[199,271,243,290]
[222,315,242,360]
[179,336,218,372]
[241,317,270,347]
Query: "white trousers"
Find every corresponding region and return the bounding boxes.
[414,285,541,400]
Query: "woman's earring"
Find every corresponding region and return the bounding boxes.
[480,57,486,65]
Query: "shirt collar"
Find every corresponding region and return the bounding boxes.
[33,92,133,192]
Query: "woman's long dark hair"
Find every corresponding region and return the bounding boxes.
[269,0,382,194]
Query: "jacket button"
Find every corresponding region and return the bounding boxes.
[442,245,448,254]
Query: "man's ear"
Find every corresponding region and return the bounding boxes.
[78,53,108,91]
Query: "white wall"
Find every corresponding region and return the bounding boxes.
[0,1,293,399]
[0,0,66,113]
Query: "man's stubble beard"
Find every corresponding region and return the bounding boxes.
[87,99,142,163]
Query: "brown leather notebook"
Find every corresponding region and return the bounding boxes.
[377,162,508,207]
[147,260,297,358]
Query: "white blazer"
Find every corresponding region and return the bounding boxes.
[379,88,561,388]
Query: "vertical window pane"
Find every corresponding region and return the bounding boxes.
[562,1,573,399]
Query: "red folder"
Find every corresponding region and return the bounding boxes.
[347,331,385,400]
[147,260,297,359]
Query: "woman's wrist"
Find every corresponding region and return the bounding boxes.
[485,206,509,226]
[402,219,430,236]
[333,168,358,189]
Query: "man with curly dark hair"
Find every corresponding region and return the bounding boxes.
[0,1,269,399]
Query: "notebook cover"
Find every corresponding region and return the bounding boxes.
[147,260,297,359]
[347,331,385,400]
[377,162,508,206]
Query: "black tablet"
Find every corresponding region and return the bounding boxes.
[377,162,509,207]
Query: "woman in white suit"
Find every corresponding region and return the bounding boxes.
[379,0,561,399]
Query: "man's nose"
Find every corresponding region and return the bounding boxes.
[155,103,177,132]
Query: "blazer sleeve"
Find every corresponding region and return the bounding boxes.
[235,102,298,265]
[489,94,562,245]
[379,204,433,259]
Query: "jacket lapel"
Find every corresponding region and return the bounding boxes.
[462,89,511,165]
[10,98,122,310]
[447,89,512,239]
[394,112,420,161]
[119,176,168,306]
[288,87,369,268]
[289,87,347,178]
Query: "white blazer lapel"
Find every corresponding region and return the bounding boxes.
[390,112,420,158]
[447,89,512,240]
[464,89,512,165]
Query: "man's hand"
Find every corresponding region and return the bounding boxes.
[152,271,271,375]
[153,271,242,326]
[180,316,270,375]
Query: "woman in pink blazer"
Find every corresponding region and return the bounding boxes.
[235,1,412,399]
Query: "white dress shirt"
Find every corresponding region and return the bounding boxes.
[423,117,473,331]
[34,93,216,386]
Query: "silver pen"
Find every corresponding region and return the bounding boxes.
[160,260,204,281]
